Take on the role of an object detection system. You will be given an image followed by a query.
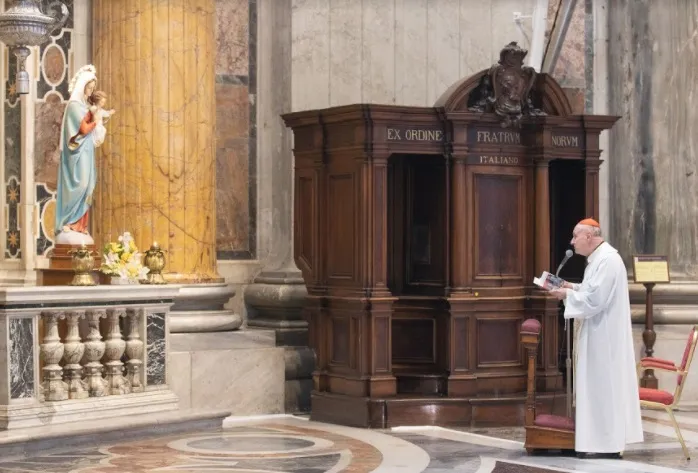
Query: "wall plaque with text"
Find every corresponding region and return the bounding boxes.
[632,255,670,283]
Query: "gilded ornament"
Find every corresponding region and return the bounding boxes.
[68,244,97,286]
[143,242,167,285]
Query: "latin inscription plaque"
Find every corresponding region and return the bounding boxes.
[386,126,444,142]
[468,127,522,145]
[551,131,583,148]
[467,155,522,166]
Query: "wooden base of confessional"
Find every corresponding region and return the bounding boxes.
[522,318,575,453]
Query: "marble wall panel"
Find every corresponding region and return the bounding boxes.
[4,45,21,260]
[4,176,20,260]
[34,95,65,191]
[215,0,256,259]
[607,0,698,278]
[146,312,166,386]
[32,0,75,256]
[544,0,588,114]
[9,318,34,399]
[291,0,541,112]
[546,0,586,89]
[216,0,249,76]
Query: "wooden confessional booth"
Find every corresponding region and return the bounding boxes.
[283,45,619,429]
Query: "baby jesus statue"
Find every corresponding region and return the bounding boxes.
[88,90,116,147]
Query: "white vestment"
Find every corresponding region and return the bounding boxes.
[564,241,644,453]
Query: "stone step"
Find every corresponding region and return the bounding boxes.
[0,408,230,460]
[169,328,277,351]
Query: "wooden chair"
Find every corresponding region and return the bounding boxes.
[522,318,575,453]
[637,325,698,460]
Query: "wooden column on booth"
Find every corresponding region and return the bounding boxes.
[92,0,218,282]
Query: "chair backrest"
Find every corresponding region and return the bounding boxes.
[674,325,698,401]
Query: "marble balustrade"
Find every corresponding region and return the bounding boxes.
[0,285,180,430]
[39,307,161,402]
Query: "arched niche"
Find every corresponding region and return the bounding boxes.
[434,69,574,117]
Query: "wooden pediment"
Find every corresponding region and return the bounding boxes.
[434,70,573,117]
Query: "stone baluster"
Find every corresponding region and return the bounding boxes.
[125,309,144,392]
[40,311,68,401]
[83,310,108,397]
[62,311,89,399]
[104,308,130,394]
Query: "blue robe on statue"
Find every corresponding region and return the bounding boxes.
[55,100,96,235]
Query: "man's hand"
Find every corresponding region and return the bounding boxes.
[561,281,574,289]
[549,288,568,300]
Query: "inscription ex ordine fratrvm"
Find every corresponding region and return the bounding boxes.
[386,126,444,142]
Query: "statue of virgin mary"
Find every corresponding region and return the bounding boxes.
[54,65,99,245]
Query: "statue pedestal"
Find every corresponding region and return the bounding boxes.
[37,244,105,286]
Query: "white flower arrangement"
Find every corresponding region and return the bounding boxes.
[100,231,149,283]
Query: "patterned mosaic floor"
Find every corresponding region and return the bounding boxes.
[3,410,698,472]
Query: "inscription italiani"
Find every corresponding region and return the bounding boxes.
[386,127,443,142]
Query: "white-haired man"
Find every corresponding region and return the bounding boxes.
[549,218,644,458]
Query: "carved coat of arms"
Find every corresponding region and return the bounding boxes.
[468,42,545,127]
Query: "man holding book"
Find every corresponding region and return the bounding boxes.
[548,218,643,458]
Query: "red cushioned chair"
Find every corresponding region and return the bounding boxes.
[522,318,575,453]
[637,325,698,460]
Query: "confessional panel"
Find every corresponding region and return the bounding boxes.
[295,170,319,282]
[326,170,360,286]
[372,313,391,372]
[469,168,527,285]
[330,316,351,366]
[391,299,446,371]
[305,301,326,385]
[475,314,523,368]
[451,315,469,370]
[404,157,447,293]
[387,154,447,296]
[392,318,436,365]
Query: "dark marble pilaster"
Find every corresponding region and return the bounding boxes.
[9,318,34,399]
[146,312,166,386]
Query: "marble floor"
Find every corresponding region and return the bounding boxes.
[3,410,698,472]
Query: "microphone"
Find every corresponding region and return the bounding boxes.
[555,249,574,276]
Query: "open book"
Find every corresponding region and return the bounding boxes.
[533,271,564,290]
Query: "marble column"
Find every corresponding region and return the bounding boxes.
[92,0,217,282]
[92,1,241,344]
[243,0,311,413]
[605,0,698,397]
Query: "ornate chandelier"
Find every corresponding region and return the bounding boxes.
[0,0,68,94]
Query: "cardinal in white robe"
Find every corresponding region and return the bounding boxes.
[549,218,644,458]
